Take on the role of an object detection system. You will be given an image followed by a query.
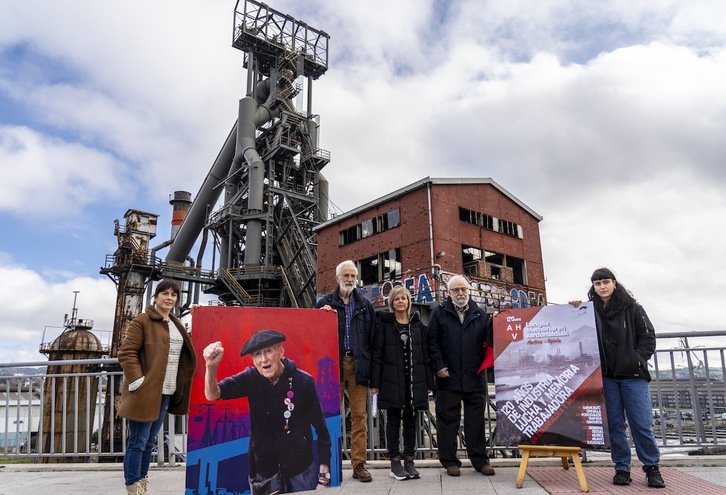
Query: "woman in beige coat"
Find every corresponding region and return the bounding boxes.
[118,279,197,494]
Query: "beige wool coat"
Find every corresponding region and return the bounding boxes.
[117,305,197,422]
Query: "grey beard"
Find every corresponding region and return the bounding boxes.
[453,297,469,309]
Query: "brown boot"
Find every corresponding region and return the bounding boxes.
[446,465,461,476]
[480,463,496,476]
[125,482,141,495]
[353,462,373,482]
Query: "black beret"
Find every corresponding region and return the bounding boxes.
[240,330,286,356]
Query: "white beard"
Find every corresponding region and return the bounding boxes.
[339,283,354,297]
[452,295,469,308]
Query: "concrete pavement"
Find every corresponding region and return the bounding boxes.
[2,455,726,494]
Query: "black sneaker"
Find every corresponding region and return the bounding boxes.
[404,456,420,479]
[613,469,632,485]
[645,466,666,488]
[390,457,410,481]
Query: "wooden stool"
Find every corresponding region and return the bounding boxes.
[515,444,589,492]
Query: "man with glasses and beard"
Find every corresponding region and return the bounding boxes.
[316,260,376,482]
[428,275,495,477]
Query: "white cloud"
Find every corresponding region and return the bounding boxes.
[0,126,129,217]
[0,0,725,365]
[541,170,726,335]
[0,260,117,363]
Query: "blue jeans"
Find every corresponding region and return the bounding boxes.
[603,377,660,472]
[123,395,170,486]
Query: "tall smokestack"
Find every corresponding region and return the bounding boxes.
[169,191,192,240]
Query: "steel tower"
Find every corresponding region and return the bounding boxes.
[165,0,330,308]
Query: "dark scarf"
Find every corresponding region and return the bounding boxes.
[593,292,632,318]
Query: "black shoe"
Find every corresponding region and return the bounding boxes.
[389,457,410,481]
[404,457,420,479]
[645,466,666,488]
[613,469,632,486]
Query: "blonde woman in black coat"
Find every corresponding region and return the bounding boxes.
[370,285,434,481]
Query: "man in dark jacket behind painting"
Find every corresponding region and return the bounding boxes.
[315,260,376,482]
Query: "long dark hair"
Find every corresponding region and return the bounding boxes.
[587,267,636,309]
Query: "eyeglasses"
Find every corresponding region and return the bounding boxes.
[449,287,468,293]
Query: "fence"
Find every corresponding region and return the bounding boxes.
[1,331,725,463]
[0,359,185,465]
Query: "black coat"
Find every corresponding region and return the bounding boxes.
[370,311,433,410]
[594,299,656,381]
[218,359,332,478]
[427,298,492,393]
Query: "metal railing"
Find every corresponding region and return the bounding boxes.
[0,359,185,465]
[1,330,725,463]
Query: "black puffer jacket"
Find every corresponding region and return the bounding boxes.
[594,298,656,381]
[370,311,434,410]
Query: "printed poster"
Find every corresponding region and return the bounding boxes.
[187,307,342,494]
[493,302,609,448]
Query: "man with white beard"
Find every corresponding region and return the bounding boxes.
[316,260,376,482]
[428,275,495,477]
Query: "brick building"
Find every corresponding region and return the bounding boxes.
[314,177,546,311]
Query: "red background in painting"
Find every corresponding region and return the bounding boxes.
[189,306,339,430]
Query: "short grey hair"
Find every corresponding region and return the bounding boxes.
[336,260,357,277]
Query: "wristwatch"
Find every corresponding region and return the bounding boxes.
[318,472,331,486]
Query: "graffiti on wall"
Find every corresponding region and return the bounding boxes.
[356,271,545,311]
[358,273,437,307]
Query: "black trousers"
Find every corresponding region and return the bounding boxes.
[435,389,490,470]
[385,407,417,458]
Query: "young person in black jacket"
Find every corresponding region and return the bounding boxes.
[370,285,433,480]
[573,267,665,489]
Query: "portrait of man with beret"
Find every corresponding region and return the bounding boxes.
[203,329,333,494]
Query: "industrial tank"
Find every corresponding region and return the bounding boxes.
[38,295,109,462]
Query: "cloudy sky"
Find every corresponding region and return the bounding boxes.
[1,0,724,364]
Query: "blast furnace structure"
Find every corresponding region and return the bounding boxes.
[164,0,331,309]
[99,0,331,456]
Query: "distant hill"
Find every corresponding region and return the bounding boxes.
[0,367,45,377]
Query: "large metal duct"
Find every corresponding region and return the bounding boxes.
[236,96,265,265]
[165,125,237,265]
